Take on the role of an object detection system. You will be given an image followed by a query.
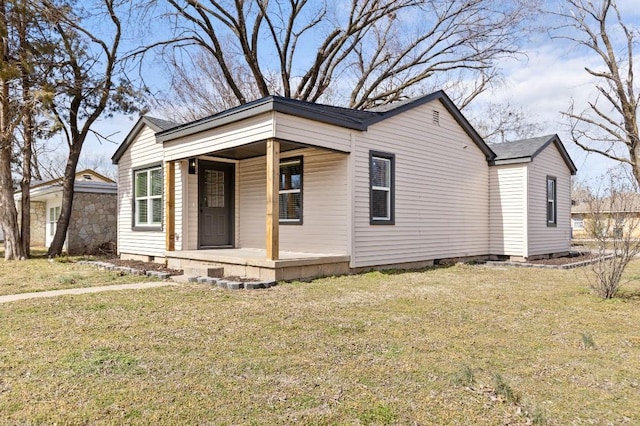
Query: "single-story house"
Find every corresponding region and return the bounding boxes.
[572,193,640,239]
[13,169,117,254]
[112,91,577,280]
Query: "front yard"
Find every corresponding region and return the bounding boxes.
[1,258,639,424]
[0,251,157,296]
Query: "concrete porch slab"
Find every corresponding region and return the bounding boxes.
[162,248,351,281]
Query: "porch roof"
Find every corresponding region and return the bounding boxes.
[197,139,323,160]
[156,96,378,143]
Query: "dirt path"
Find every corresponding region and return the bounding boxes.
[0,282,176,304]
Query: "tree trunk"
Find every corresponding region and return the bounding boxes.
[0,0,25,260]
[19,12,32,257]
[47,144,81,257]
[0,149,23,260]
[20,111,32,257]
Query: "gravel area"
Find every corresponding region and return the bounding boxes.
[526,252,596,266]
[99,258,184,276]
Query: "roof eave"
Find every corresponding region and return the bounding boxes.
[112,117,168,164]
[157,97,370,144]
[550,135,578,175]
[16,181,116,200]
[157,98,276,143]
[489,157,533,166]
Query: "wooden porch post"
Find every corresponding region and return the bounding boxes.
[165,160,175,251]
[266,138,280,260]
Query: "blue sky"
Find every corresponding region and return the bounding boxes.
[80,0,640,183]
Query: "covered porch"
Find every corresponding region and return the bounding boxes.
[152,98,357,281]
[159,135,352,280]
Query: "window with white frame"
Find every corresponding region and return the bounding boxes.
[134,166,163,228]
[547,176,557,226]
[572,215,584,229]
[49,206,60,237]
[279,157,302,223]
[370,151,395,224]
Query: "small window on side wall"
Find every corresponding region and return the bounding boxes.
[547,176,557,226]
[134,166,163,230]
[370,151,395,225]
[279,157,303,224]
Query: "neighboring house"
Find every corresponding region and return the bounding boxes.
[112,91,577,280]
[489,135,577,260]
[13,170,117,254]
[571,193,640,239]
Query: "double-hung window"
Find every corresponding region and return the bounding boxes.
[370,151,395,224]
[279,157,303,224]
[572,215,584,230]
[49,206,60,237]
[134,166,163,228]
[547,176,556,226]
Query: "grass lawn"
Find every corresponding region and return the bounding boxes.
[0,250,157,296]
[1,260,640,424]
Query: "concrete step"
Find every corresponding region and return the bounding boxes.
[182,266,224,278]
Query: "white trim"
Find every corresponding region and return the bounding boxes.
[348,132,355,267]
[134,167,163,226]
[200,155,240,164]
[523,165,529,258]
[547,177,556,224]
[371,156,392,221]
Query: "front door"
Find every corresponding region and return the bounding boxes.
[199,161,234,247]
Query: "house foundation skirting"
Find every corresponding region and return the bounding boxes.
[120,250,573,282]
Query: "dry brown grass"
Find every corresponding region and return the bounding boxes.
[0,251,156,296]
[1,260,640,424]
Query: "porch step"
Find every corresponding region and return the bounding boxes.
[182,266,225,279]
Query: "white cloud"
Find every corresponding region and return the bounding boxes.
[473,40,623,180]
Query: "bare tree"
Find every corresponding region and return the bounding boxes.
[137,0,537,114]
[0,0,25,260]
[151,49,269,122]
[466,100,542,143]
[0,0,50,260]
[44,0,142,257]
[551,0,640,186]
[582,169,640,298]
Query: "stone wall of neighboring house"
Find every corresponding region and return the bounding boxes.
[67,192,117,255]
[31,201,46,246]
[16,201,46,246]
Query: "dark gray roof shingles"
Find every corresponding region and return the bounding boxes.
[114,90,496,162]
[489,135,555,160]
[144,116,178,131]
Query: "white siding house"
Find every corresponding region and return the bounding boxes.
[112,92,576,280]
[351,101,491,268]
[489,135,577,259]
